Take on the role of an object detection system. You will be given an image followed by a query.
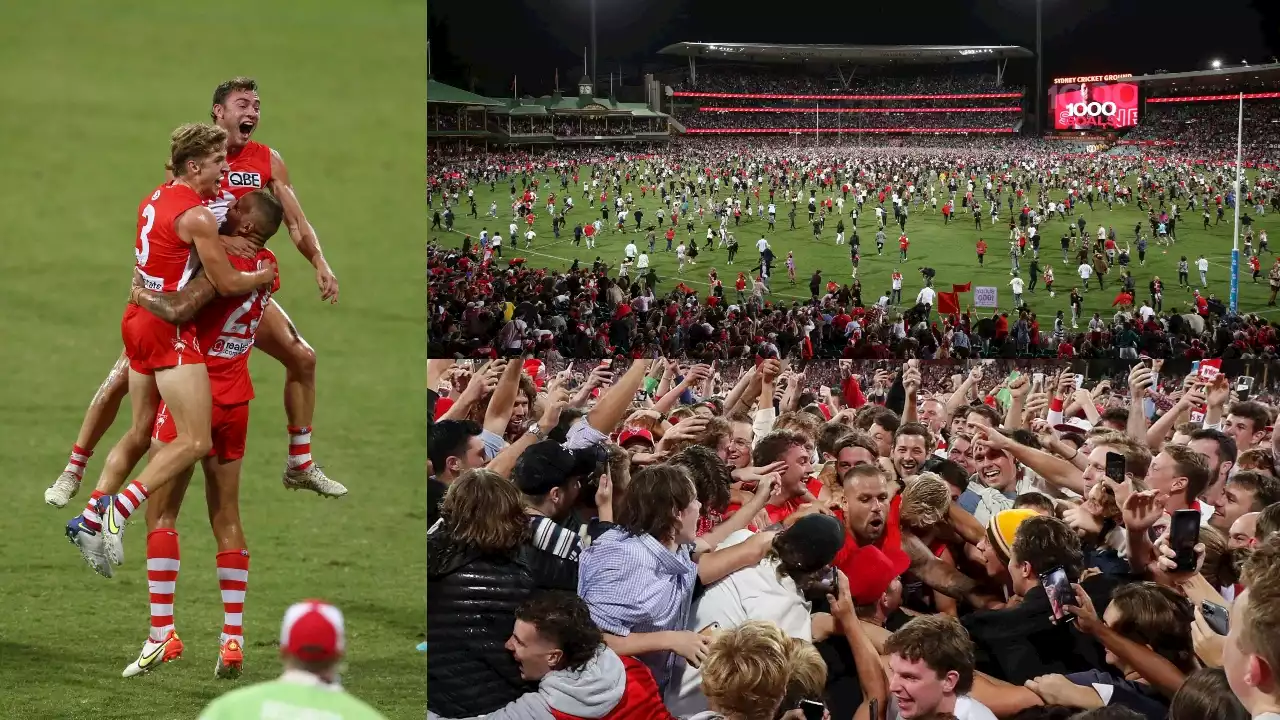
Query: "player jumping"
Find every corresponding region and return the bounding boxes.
[64,124,277,575]
[46,78,347,509]
[117,191,284,679]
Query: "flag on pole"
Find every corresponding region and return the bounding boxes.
[937,291,960,315]
[952,282,972,293]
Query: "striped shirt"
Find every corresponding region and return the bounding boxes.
[528,515,581,562]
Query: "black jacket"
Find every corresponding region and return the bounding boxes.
[961,573,1122,685]
[427,531,578,716]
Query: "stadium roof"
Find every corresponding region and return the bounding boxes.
[657,43,1033,65]
[428,79,505,106]
[1127,63,1280,91]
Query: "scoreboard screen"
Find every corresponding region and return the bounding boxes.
[1049,81,1140,131]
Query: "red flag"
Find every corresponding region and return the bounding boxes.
[937,291,960,315]
[952,282,972,293]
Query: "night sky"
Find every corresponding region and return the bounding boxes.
[429,0,1280,98]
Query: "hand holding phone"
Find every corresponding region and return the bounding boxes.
[1040,566,1076,624]
[1237,376,1256,402]
[799,699,826,720]
[1200,601,1230,636]
[1105,451,1126,484]
[1169,509,1202,574]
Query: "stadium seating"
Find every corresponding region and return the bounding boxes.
[671,68,1025,134]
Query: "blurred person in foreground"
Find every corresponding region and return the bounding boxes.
[197,600,385,719]
[1224,534,1280,720]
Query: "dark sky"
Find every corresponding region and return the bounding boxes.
[430,0,1280,97]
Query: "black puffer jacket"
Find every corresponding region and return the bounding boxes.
[427,530,578,717]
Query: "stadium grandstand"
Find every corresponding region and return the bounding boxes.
[428,73,671,148]
[656,42,1032,136]
[1119,62,1280,161]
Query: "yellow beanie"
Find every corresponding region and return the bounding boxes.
[987,509,1039,564]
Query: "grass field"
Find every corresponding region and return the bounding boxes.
[0,2,426,718]
[432,163,1279,324]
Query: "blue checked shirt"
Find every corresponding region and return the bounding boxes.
[578,527,698,693]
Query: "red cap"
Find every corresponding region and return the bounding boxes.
[281,600,345,662]
[617,427,655,447]
[844,544,910,605]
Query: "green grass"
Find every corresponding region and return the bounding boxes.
[0,2,425,718]
[432,165,1278,324]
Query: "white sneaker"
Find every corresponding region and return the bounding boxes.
[283,464,348,498]
[99,496,127,567]
[45,471,81,508]
[122,630,184,678]
[65,516,112,578]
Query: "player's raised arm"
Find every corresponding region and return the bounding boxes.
[179,206,274,296]
[269,149,338,302]
[130,270,216,324]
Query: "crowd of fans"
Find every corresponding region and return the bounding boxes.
[427,132,1280,360]
[674,68,1024,97]
[678,111,1021,132]
[427,354,1280,720]
[1125,102,1280,162]
[501,116,668,137]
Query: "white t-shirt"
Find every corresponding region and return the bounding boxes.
[1079,263,1093,279]
[665,530,813,718]
[756,238,770,253]
[887,694,998,720]
[1011,277,1025,294]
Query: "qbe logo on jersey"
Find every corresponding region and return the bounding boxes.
[227,171,263,188]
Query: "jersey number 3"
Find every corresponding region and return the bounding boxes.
[137,204,156,265]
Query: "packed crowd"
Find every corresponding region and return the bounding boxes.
[674,68,1024,97]
[1126,102,1280,162]
[427,134,1280,360]
[427,355,1280,720]
[678,111,1021,132]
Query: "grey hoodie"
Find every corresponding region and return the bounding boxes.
[428,646,627,720]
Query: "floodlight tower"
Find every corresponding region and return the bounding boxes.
[590,0,598,94]
[1035,0,1043,136]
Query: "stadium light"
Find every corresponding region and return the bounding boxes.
[1212,59,1222,69]
[1035,0,1042,137]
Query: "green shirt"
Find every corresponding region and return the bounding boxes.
[198,671,388,720]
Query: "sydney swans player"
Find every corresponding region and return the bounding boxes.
[114,191,285,679]
[65,124,277,575]
[45,77,346,511]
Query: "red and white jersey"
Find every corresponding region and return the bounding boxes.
[195,248,279,405]
[136,182,205,292]
[207,140,274,224]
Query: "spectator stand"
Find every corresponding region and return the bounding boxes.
[655,43,1031,138]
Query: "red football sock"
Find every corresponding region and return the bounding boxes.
[147,529,181,642]
[287,426,313,471]
[65,444,93,480]
[112,480,149,521]
[216,549,250,646]
[79,489,106,532]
